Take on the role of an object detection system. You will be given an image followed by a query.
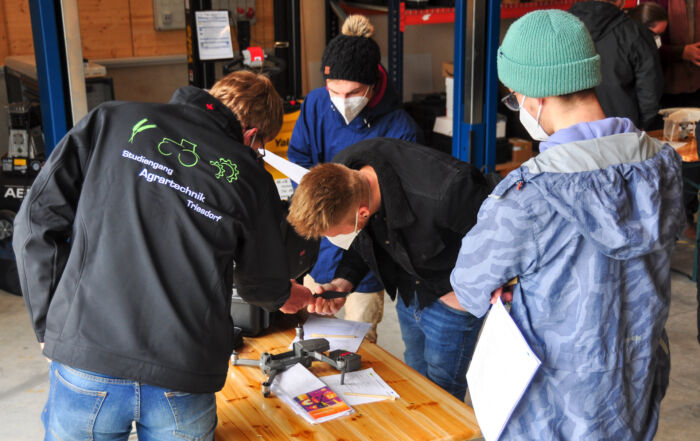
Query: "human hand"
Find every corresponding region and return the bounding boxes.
[279,280,313,314]
[682,42,700,66]
[439,291,466,311]
[307,278,352,315]
[490,285,514,304]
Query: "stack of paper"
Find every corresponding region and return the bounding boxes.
[300,316,371,352]
[270,363,354,424]
[321,368,400,405]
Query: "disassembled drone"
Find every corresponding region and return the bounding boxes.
[231,325,362,397]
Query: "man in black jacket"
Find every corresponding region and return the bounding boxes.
[13,71,313,440]
[287,138,491,400]
[570,0,664,129]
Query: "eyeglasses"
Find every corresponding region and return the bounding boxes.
[501,92,521,112]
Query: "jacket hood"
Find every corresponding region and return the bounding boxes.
[569,1,626,41]
[170,86,244,143]
[519,133,683,259]
[363,64,403,123]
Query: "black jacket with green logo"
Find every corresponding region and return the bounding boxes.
[13,86,291,393]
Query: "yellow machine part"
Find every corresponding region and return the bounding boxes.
[264,108,301,180]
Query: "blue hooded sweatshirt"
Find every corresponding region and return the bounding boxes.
[451,118,683,440]
[288,66,420,291]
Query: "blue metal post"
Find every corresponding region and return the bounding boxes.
[29,0,71,156]
[452,0,500,172]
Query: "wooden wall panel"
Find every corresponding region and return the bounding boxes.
[77,0,133,59]
[0,0,277,63]
[0,1,10,64]
[129,0,185,57]
[4,0,34,57]
[251,0,274,49]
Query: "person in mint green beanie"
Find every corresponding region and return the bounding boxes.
[451,9,683,441]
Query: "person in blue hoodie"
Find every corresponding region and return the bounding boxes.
[287,14,420,342]
[451,10,683,440]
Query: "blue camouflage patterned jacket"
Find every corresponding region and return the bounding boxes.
[451,122,683,440]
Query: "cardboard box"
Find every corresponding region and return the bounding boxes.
[509,137,533,163]
[442,61,454,78]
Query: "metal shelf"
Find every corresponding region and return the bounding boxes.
[400,5,455,31]
[501,0,639,19]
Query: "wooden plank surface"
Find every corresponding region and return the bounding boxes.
[77,0,133,59]
[3,0,34,57]
[0,1,9,64]
[647,129,699,162]
[216,321,481,441]
[128,0,184,57]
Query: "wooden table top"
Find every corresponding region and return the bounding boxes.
[647,129,698,162]
[214,322,481,441]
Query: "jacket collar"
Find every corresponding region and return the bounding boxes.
[169,86,244,143]
[343,149,415,229]
[523,132,665,175]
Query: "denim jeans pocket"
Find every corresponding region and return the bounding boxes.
[437,299,472,317]
[164,391,217,441]
[50,368,107,440]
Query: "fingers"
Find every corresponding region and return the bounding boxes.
[306,297,346,315]
[490,286,503,305]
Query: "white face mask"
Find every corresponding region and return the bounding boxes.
[327,210,360,250]
[519,96,549,141]
[654,35,662,49]
[330,87,370,125]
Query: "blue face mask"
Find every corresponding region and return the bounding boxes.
[519,96,549,141]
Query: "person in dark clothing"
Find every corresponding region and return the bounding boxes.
[287,14,420,344]
[629,2,669,49]
[287,138,491,400]
[13,71,314,440]
[570,0,664,130]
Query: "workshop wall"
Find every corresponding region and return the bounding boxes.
[0,0,274,103]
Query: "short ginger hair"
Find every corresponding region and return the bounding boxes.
[208,70,283,141]
[288,163,367,239]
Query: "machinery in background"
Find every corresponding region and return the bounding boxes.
[4,102,45,176]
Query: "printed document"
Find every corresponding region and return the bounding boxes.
[301,316,371,352]
[321,368,400,405]
[466,298,541,441]
[262,150,309,184]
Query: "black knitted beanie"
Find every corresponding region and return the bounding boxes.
[322,15,380,85]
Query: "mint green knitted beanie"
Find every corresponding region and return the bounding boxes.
[497,9,601,98]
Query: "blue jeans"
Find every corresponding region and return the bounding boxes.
[396,293,483,401]
[42,362,217,441]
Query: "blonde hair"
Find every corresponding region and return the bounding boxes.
[342,15,374,38]
[208,70,283,141]
[287,163,367,239]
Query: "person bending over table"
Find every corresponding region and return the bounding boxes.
[287,138,490,401]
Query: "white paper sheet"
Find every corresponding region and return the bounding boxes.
[301,316,371,352]
[320,368,400,405]
[195,11,234,61]
[466,299,541,441]
[262,150,309,184]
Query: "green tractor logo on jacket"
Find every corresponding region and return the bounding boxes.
[129,117,241,184]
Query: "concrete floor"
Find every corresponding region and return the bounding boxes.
[1,240,699,440]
